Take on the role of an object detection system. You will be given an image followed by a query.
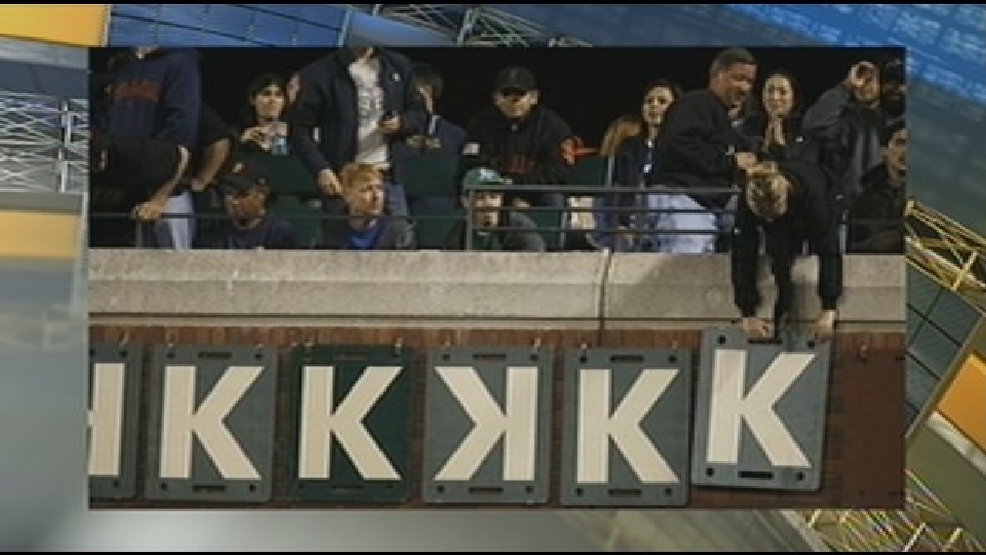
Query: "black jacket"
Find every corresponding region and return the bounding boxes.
[458,104,575,207]
[801,83,892,202]
[847,164,905,254]
[651,89,742,209]
[731,159,844,319]
[289,48,427,183]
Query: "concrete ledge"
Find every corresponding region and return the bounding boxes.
[88,250,609,322]
[89,250,905,327]
[604,253,905,325]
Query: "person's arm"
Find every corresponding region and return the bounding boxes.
[192,138,232,191]
[156,57,201,150]
[394,57,427,138]
[730,197,762,318]
[801,84,852,132]
[288,72,340,195]
[393,219,417,250]
[811,223,844,315]
[611,140,639,228]
[132,145,190,222]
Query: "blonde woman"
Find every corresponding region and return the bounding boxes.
[730,160,844,342]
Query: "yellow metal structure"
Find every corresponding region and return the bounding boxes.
[0,4,110,47]
[904,198,986,317]
[798,197,985,552]
[801,471,984,552]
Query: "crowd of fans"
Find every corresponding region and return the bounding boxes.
[89,45,907,340]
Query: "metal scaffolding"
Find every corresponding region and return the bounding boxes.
[343,4,591,46]
[802,471,985,552]
[0,90,88,348]
[904,198,986,317]
[0,91,89,195]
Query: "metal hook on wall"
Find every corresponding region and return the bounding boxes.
[858,342,870,363]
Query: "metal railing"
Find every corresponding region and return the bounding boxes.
[89,182,903,254]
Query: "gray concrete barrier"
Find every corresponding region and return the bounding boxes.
[89,249,905,332]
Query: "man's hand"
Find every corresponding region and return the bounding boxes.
[741,316,773,340]
[845,61,877,92]
[734,152,758,171]
[240,126,268,148]
[811,309,838,343]
[131,198,166,222]
[378,114,401,135]
[317,168,342,196]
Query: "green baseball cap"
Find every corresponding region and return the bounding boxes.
[461,167,511,190]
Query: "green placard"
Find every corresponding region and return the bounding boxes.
[283,344,415,504]
[88,343,143,502]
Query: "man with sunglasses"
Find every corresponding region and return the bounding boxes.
[458,65,577,213]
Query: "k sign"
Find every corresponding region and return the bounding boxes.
[88,343,142,501]
[283,345,414,504]
[691,328,832,491]
[422,347,554,505]
[559,348,693,507]
[144,345,278,503]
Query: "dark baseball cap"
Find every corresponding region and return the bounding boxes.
[219,159,271,193]
[494,65,537,94]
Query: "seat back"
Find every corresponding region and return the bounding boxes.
[401,151,461,198]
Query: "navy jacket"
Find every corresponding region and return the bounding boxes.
[107,48,202,150]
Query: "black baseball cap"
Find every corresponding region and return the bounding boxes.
[219,159,271,193]
[494,65,537,94]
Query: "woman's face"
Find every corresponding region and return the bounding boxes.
[762,74,795,119]
[642,86,675,126]
[251,84,286,121]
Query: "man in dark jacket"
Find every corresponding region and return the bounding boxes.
[847,119,906,254]
[730,160,844,342]
[289,46,427,233]
[458,65,576,211]
[650,47,760,254]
